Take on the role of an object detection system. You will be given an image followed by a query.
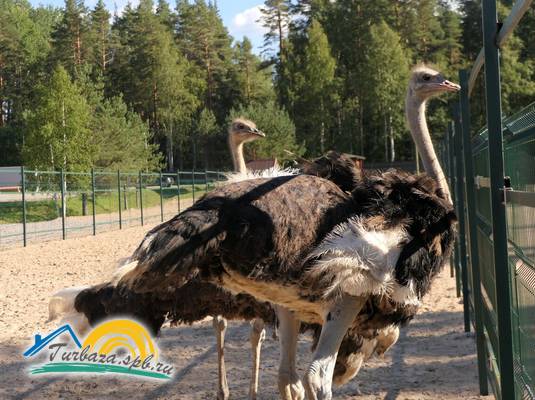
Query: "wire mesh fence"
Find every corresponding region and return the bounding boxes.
[447,98,535,400]
[0,168,226,250]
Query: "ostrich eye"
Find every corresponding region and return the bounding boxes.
[422,74,431,81]
[237,124,245,130]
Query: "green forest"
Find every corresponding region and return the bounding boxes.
[1,0,534,172]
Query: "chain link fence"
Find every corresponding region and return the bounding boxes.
[0,168,225,250]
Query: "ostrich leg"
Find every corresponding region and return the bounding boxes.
[304,296,366,400]
[275,306,305,400]
[249,318,266,400]
[213,315,230,400]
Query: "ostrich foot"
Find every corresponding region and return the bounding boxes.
[279,375,305,400]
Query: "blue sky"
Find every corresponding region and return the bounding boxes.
[28,0,267,53]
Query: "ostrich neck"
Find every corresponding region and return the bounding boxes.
[229,137,247,173]
[406,92,452,204]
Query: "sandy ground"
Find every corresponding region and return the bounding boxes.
[0,223,492,399]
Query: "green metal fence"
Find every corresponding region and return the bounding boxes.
[0,168,225,250]
[444,1,535,399]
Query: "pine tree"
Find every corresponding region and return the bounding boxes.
[22,65,93,171]
[460,0,482,61]
[156,0,175,31]
[88,0,111,74]
[92,95,162,171]
[291,20,337,156]
[259,0,291,105]
[195,108,219,169]
[49,0,90,76]
[108,0,203,170]
[363,21,409,162]
[233,37,275,106]
[176,0,233,119]
[437,1,463,72]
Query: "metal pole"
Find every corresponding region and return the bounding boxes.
[117,170,122,229]
[453,103,471,333]
[448,123,461,297]
[482,1,515,397]
[205,170,209,193]
[176,170,181,214]
[459,69,489,395]
[192,169,196,202]
[159,171,164,222]
[21,166,27,247]
[60,169,66,240]
[91,169,96,235]
[139,171,144,226]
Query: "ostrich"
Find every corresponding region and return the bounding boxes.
[110,65,459,399]
[51,66,458,399]
[50,118,273,400]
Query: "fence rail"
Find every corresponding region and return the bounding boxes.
[444,1,535,399]
[0,168,226,250]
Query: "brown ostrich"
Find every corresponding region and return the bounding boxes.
[111,65,458,400]
[50,66,459,399]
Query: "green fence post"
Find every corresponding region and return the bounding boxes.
[139,171,144,226]
[176,170,181,214]
[459,69,489,396]
[21,166,27,247]
[159,170,164,222]
[60,169,66,240]
[444,128,455,278]
[192,168,196,202]
[482,1,516,398]
[91,169,96,235]
[117,170,122,229]
[453,103,471,333]
[448,123,461,297]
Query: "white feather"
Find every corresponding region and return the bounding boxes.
[48,258,139,332]
[223,166,299,183]
[307,217,419,305]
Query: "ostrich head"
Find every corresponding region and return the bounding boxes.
[228,118,265,145]
[408,64,460,101]
[228,118,265,173]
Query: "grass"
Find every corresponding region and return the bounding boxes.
[0,184,209,224]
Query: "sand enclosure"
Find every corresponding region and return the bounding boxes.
[0,223,491,399]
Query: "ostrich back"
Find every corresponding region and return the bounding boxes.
[119,172,455,314]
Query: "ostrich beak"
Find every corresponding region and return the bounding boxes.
[439,80,461,92]
[249,127,266,137]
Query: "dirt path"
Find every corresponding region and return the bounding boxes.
[0,224,492,399]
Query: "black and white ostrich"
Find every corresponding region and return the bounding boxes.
[50,118,277,400]
[107,66,459,399]
[50,65,458,399]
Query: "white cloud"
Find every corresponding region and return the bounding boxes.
[230,5,267,38]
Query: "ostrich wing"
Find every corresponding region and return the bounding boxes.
[118,174,353,294]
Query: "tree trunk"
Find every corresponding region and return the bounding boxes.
[245,57,251,102]
[204,41,213,110]
[166,132,174,171]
